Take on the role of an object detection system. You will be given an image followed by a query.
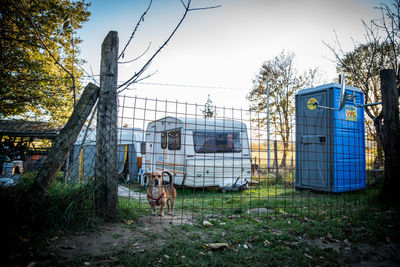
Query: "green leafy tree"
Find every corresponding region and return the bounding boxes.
[248,51,320,167]
[0,0,90,124]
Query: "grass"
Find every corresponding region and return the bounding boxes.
[3,170,393,266]
[63,202,400,266]
[120,176,381,221]
[0,173,101,265]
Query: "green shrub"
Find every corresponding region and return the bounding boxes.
[0,175,100,249]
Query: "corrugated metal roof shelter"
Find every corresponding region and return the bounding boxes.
[0,120,62,139]
[0,120,62,173]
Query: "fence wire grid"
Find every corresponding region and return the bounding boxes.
[64,94,382,223]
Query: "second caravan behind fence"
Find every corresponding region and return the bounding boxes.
[143,117,252,188]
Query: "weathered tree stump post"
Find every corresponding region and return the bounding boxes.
[95,31,119,220]
[30,82,99,198]
[380,69,400,202]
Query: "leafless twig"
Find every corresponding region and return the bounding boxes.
[118,42,152,64]
[117,0,221,93]
[118,0,153,60]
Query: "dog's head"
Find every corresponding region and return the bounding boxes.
[146,171,163,186]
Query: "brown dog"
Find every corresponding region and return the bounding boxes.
[146,171,177,216]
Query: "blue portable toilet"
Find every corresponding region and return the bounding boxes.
[295,83,366,192]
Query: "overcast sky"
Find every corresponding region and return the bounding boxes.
[78,0,386,110]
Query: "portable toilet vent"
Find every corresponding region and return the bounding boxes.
[295,83,366,192]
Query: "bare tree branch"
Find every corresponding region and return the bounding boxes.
[118,0,153,60]
[188,5,222,11]
[118,42,151,64]
[180,0,187,9]
[77,64,99,85]
[117,0,221,93]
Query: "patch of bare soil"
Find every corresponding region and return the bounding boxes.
[341,243,400,266]
[50,213,195,259]
[50,225,133,258]
[305,237,400,266]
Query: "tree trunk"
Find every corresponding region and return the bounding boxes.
[95,31,119,220]
[280,142,288,168]
[380,69,400,203]
[373,113,384,169]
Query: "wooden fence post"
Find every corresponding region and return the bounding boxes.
[95,31,119,220]
[31,83,99,198]
[380,69,400,202]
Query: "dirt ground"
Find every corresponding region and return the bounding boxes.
[50,214,193,260]
[48,214,400,266]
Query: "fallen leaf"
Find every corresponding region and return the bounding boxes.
[203,221,214,227]
[164,255,170,259]
[273,229,282,236]
[204,243,230,249]
[284,241,299,248]
[263,240,272,246]
[125,220,134,225]
[304,253,313,259]
[343,239,352,247]
[26,262,35,267]
[326,233,339,243]
[279,209,287,215]
[251,217,263,223]
[19,236,30,243]
[248,235,260,242]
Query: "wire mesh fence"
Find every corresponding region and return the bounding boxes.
[77,94,381,223]
[0,93,383,223]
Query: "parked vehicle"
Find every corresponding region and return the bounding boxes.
[69,127,144,182]
[143,117,252,188]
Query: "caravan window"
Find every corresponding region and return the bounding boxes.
[168,130,181,150]
[160,130,181,150]
[161,132,167,149]
[193,131,241,153]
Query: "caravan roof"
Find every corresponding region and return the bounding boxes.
[74,127,144,145]
[147,117,247,132]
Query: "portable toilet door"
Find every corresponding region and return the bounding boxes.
[295,87,331,190]
[295,83,366,192]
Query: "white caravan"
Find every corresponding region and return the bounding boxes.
[143,117,252,188]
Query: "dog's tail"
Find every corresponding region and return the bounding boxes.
[162,171,174,185]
